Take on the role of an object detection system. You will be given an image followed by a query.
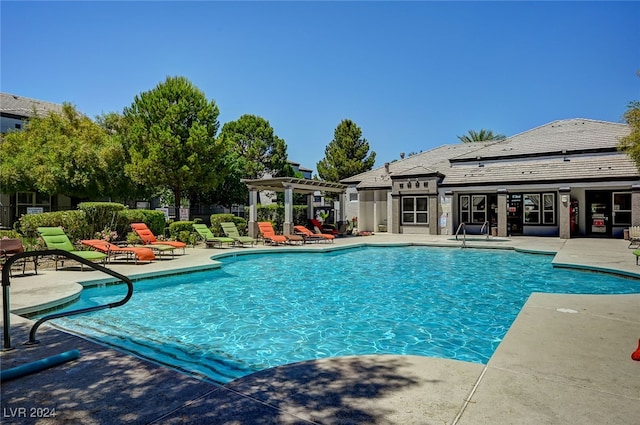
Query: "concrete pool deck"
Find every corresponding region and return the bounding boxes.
[1,235,639,424]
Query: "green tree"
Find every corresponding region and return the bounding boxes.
[316,119,376,182]
[457,129,506,143]
[96,112,152,202]
[0,103,129,199]
[189,154,247,208]
[121,76,227,210]
[618,100,640,167]
[219,114,288,179]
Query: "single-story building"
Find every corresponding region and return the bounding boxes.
[342,118,638,239]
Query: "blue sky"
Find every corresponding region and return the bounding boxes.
[1,1,639,174]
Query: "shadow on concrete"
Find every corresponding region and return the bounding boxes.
[2,321,435,424]
[1,322,216,425]
[155,355,429,424]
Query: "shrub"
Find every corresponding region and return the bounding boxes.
[169,221,193,242]
[210,213,235,237]
[232,216,247,235]
[78,202,126,238]
[0,230,21,239]
[18,210,89,241]
[117,209,166,237]
[254,205,308,230]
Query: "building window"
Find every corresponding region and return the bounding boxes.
[349,193,358,202]
[460,195,470,223]
[402,196,428,224]
[543,193,555,224]
[313,195,322,203]
[472,195,486,223]
[15,191,51,217]
[15,123,21,129]
[613,192,631,225]
[524,194,540,223]
[523,192,556,225]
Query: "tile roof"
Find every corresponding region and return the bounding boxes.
[341,118,635,189]
[342,143,484,189]
[441,154,639,186]
[452,118,629,161]
[0,92,64,118]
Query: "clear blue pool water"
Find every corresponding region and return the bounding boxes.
[43,246,639,383]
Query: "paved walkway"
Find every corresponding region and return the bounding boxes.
[1,235,639,424]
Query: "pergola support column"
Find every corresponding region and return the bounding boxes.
[284,185,293,235]
[248,188,258,238]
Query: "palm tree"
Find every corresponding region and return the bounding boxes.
[457,129,506,143]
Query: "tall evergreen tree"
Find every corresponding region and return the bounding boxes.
[218,114,288,179]
[316,119,376,182]
[122,76,227,210]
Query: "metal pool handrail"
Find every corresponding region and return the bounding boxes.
[2,249,133,350]
[480,220,491,240]
[455,223,467,248]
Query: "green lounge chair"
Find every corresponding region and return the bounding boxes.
[193,224,235,248]
[220,222,255,247]
[37,227,107,270]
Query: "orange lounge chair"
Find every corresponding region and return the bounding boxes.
[130,223,187,254]
[257,222,288,245]
[81,239,156,263]
[258,222,304,245]
[294,225,335,243]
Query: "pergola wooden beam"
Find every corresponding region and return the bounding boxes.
[242,177,348,237]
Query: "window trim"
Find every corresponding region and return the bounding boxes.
[523,192,556,225]
[612,191,632,226]
[402,196,429,225]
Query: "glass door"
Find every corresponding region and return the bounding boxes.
[507,194,523,235]
[586,191,611,236]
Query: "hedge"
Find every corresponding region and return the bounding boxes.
[18,210,89,241]
[168,221,196,243]
[210,214,248,236]
[255,205,308,230]
[117,209,166,238]
[78,202,126,239]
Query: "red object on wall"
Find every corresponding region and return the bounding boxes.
[632,339,640,361]
[593,219,605,227]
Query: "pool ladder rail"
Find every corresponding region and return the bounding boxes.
[2,249,134,350]
[455,223,467,248]
[455,221,491,248]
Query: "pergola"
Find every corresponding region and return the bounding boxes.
[242,177,348,237]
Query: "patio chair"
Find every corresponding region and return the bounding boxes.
[294,225,334,243]
[310,218,339,236]
[256,222,290,245]
[130,223,187,254]
[629,226,640,248]
[260,222,304,245]
[220,222,255,247]
[81,239,156,263]
[37,227,107,270]
[0,238,38,276]
[193,224,235,248]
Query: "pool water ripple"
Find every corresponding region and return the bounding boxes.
[45,246,639,383]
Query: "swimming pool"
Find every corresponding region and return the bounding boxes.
[43,246,639,383]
